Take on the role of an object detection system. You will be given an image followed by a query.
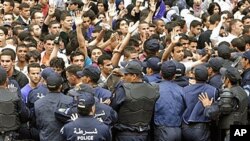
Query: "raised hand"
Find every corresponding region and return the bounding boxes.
[171,28,180,44]
[82,3,92,14]
[108,4,117,17]
[74,11,83,26]
[128,21,139,34]
[149,2,156,12]
[48,4,56,16]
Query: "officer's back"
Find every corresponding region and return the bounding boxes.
[111,60,159,141]
[35,73,73,141]
[0,66,25,140]
[61,93,111,141]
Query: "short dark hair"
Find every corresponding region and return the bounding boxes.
[27,63,41,73]
[97,54,111,65]
[0,48,16,61]
[4,0,15,7]
[231,38,246,52]
[31,10,42,20]
[70,50,85,62]
[209,13,221,24]
[229,19,242,33]
[123,46,137,58]
[43,34,56,43]
[113,18,128,31]
[48,20,60,28]
[190,20,202,28]
[66,64,82,77]
[25,50,41,63]
[50,57,65,69]
[0,26,8,35]
[16,44,28,52]
[83,10,96,21]
[242,15,250,23]
[172,43,183,53]
[60,12,71,21]
[19,2,30,10]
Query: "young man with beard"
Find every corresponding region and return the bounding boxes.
[29,24,42,42]
[21,63,41,103]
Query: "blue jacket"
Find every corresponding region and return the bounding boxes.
[27,84,49,109]
[93,87,112,101]
[61,116,111,141]
[145,73,162,83]
[154,80,185,127]
[208,73,222,90]
[35,92,73,141]
[183,83,218,124]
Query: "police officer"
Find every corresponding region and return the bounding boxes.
[199,67,248,141]
[143,56,162,83]
[173,61,189,87]
[60,92,112,141]
[77,65,112,103]
[34,73,73,141]
[240,50,250,124]
[0,66,30,140]
[154,60,185,141]
[182,65,218,141]
[57,83,118,127]
[111,60,159,141]
[206,57,224,90]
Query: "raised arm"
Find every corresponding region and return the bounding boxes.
[75,10,88,58]
[111,22,139,67]
[144,2,156,23]
[44,5,55,25]
[161,29,180,62]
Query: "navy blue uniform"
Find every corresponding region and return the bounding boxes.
[154,80,185,141]
[56,101,118,127]
[208,74,223,90]
[93,86,112,101]
[35,92,73,141]
[111,81,159,141]
[61,116,112,141]
[182,83,218,141]
[145,73,162,83]
[27,84,49,109]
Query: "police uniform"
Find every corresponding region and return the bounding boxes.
[0,66,30,140]
[34,74,73,141]
[182,65,218,141]
[203,67,248,141]
[208,73,222,90]
[27,84,49,109]
[93,86,112,101]
[111,61,159,141]
[62,84,118,126]
[61,116,112,141]
[60,92,112,141]
[154,60,185,141]
[154,80,185,141]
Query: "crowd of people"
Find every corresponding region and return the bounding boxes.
[0,0,250,141]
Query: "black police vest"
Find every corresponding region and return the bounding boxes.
[117,82,159,127]
[0,88,20,132]
[219,86,248,129]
